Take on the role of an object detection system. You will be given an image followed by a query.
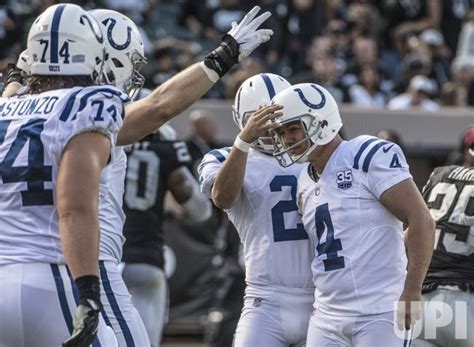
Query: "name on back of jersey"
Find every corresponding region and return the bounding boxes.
[0,96,59,118]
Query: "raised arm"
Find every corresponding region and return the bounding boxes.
[117,6,273,145]
[380,178,435,330]
[211,105,282,209]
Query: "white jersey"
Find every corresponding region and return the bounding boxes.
[297,135,412,316]
[0,85,127,265]
[98,147,127,262]
[199,148,314,297]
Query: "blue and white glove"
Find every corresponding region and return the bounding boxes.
[203,6,273,81]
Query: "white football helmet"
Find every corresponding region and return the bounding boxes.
[90,9,146,100]
[27,4,105,81]
[232,73,291,154]
[271,83,343,167]
[16,50,31,75]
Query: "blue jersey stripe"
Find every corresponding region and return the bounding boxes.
[99,261,135,347]
[362,141,388,173]
[59,89,83,121]
[208,149,226,163]
[352,138,378,170]
[50,4,66,64]
[59,87,127,122]
[50,264,74,334]
[261,74,276,99]
[65,267,102,347]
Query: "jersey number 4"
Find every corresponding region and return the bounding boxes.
[315,203,345,271]
[0,119,53,206]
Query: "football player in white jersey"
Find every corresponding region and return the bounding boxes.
[198,73,314,347]
[269,83,435,346]
[87,10,151,347]
[1,6,273,346]
[87,8,269,347]
[0,4,126,347]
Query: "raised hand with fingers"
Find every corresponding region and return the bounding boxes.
[238,104,283,145]
[227,6,273,61]
[203,6,273,80]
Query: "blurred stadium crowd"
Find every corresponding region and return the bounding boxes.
[1,0,474,108]
[0,2,473,346]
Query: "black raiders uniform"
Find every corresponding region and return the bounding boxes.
[122,133,192,269]
[422,165,474,291]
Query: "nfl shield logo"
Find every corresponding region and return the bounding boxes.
[314,186,320,196]
[336,169,352,190]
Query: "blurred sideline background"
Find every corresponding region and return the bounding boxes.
[1,0,473,346]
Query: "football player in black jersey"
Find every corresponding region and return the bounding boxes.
[121,122,212,347]
[413,125,474,347]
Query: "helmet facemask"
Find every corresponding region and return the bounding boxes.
[91,9,148,100]
[271,115,322,167]
[123,50,147,100]
[232,73,292,155]
[232,106,274,155]
[103,49,146,100]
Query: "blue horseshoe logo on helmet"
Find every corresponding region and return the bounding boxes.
[103,18,132,51]
[293,84,326,109]
[80,15,103,43]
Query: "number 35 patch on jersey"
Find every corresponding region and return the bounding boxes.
[336,169,353,190]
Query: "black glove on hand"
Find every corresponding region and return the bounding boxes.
[204,6,272,78]
[63,275,102,347]
[204,34,239,78]
[6,63,23,86]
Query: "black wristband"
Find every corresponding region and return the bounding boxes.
[75,275,101,306]
[6,63,22,85]
[204,34,239,78]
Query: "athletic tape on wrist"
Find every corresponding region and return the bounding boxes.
[234,135,251,153]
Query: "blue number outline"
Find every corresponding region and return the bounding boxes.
[315,203,345,271]
[0,119,53,206]
[270,175,308,242]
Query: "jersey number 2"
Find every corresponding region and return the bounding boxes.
[0,119,53,206]
[270,175,308,242]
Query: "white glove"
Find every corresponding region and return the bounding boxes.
[227,6,273,61]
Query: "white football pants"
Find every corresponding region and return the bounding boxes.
[99,260,150,347]
[233,287,313,347]
[306,309,411,347]
[0,263,117,347]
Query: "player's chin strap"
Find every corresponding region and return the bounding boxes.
[295,142,318,164]
[200,6,272,82]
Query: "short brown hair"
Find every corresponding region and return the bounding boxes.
[26,75,94,94]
